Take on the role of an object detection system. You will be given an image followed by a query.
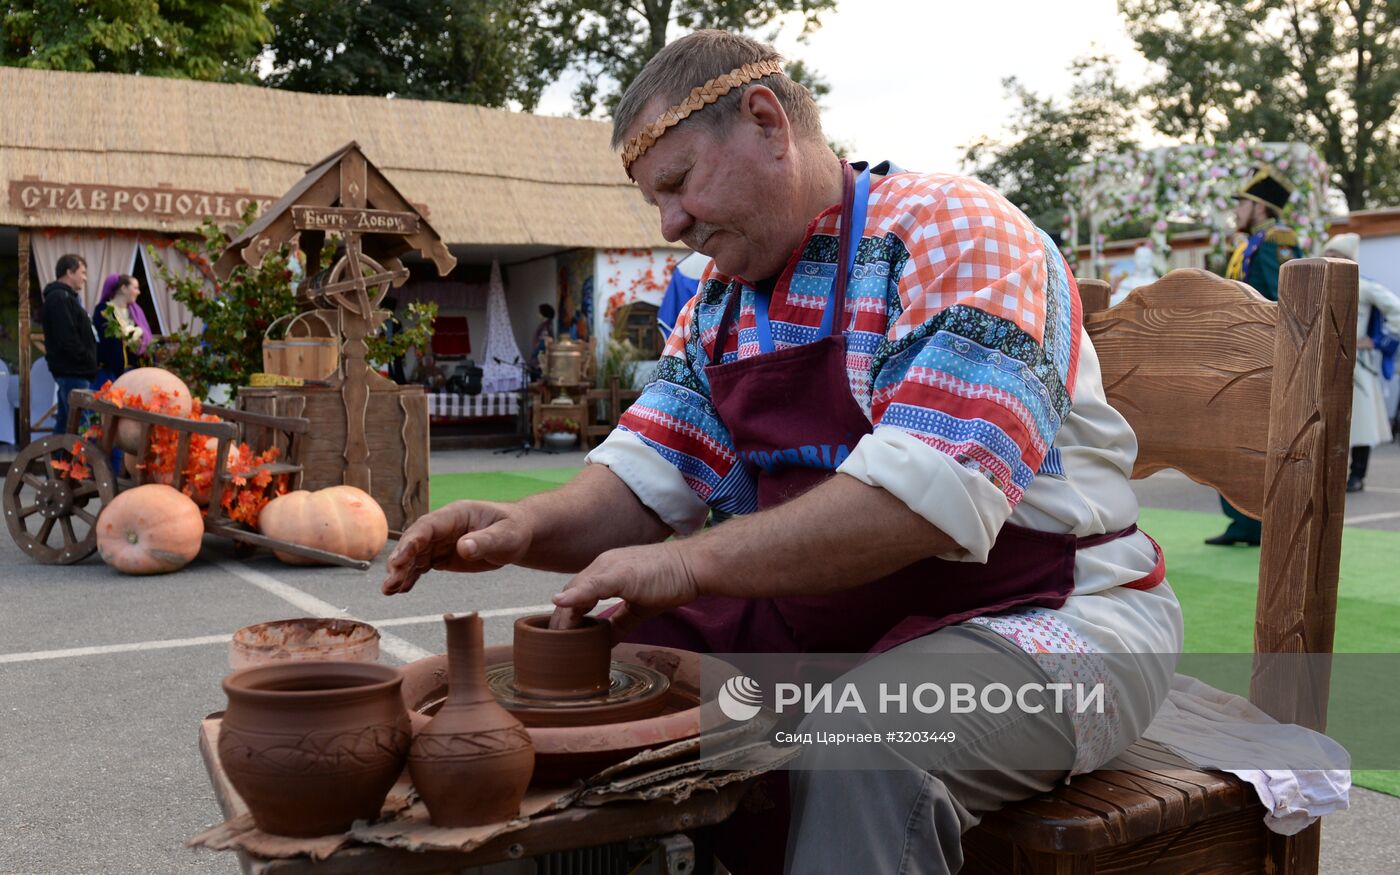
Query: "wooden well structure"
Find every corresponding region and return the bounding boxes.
[215,142,456,530]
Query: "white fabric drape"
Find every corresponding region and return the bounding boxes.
[139,241,205,335]
[31,231,137,312]
[480,259,526,393]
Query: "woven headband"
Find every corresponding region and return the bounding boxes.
[621,58,785,177]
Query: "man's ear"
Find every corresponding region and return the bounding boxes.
[740,85,791,158]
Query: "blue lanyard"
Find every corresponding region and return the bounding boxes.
[753,166,872,354]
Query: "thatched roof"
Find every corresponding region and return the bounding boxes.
[0,66,667,249]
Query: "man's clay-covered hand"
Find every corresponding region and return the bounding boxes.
[382,501,535,595]
[549,541,700,642]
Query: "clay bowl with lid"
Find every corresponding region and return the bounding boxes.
[219,660,410,837]
[400,642,736,783]
[229,618,379,670]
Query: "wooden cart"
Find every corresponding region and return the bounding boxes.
[2,388,372,569]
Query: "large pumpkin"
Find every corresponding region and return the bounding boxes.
[111,368,193,452]
[258,485,388,565]
[96,484,204,574]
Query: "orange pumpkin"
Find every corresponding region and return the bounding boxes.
[96,484,204,574]
[258,485,388,565]
[112,368,193,452]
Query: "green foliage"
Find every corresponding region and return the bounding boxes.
[265,0,565,109]
[148,208,298,401]
[962,55,1142,234]
[367,302,437,369]
[1,0,272,81]
[1121,0,1400,210]
[598,305,647,389]
[546,0,837,117]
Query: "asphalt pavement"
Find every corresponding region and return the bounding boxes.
[0,444,1396,873]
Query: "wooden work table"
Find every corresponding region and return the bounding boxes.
[197,716,748,874]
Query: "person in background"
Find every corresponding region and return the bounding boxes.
[1207,164,1299,546]
[40,253,97,434]
[1323,233,1400,492]
[288,237,305,295]
[380,296,407,384]
[529,303,556,378]
[92,273,153,387]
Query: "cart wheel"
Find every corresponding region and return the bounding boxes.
[3,435,117,565]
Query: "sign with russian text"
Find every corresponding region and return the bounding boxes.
[291,205,420,235]
[8,179,276,221]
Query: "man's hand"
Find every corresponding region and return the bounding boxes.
[550,542,701,642]
[382,501,535,595]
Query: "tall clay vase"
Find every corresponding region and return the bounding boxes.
[409,613,535,827]
[218,661,411,837]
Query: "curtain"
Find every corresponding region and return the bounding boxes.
[31,230,138,313]
[139,240,205,335]
[480,259,526,393]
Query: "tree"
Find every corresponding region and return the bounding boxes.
[265,0,565,110]
[962,56,1142,232]
[547,0,837,117]
[1122,0,1400,210]
[1,0,271,81]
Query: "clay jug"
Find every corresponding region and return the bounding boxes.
[409,613,535,827]
[219,661,410,837]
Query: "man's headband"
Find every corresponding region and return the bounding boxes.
[620,58,785,178]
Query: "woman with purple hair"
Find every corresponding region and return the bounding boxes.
[92,273,153,387]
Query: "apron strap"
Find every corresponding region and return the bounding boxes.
[709,161,872,360]
[821,163,871,338]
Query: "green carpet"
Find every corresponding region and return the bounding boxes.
[426,470,1399,794]
[430,468,582,508]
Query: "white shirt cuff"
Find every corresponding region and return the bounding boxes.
[586,430,711,535]
[836,428,1012,562]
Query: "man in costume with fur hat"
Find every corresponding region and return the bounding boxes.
[1207,163,1300,546]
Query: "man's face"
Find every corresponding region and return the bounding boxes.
[628,98,794,280]
[1234,199,1259,233]
[64,263,88,292]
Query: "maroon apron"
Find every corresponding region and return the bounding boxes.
[619,162,1161,658]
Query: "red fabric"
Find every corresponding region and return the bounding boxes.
[431,316,471,356]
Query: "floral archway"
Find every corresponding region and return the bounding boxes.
[1062,141,1331,278]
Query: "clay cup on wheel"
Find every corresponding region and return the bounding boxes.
[512,613,612,699]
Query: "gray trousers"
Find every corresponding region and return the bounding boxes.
[784,624,1170,875]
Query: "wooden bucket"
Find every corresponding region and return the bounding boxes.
[283,311,340,381]
[261,313,296,377]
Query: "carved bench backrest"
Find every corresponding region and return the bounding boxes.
[1079,259,1357,729]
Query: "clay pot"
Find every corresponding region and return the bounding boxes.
[512,614,612,699]
[218,661,410,837]
[229,618,380,670]
[409,613,535,827]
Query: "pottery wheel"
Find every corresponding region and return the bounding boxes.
[484,661,671,727]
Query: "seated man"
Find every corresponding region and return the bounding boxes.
[385,30,1181,875]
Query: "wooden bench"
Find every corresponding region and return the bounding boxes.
[962,257,1358,874]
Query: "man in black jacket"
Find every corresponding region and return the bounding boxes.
[40,253,97,434]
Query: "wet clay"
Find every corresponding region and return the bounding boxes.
[511,614,612,699]
[409,613,535,827]
[229,617,380,670]
[219,661,410,837]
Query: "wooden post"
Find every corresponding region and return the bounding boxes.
[18,230,31,447]
[1251,258,1357,731]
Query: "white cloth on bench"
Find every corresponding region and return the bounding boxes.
[1141,673,1351,835]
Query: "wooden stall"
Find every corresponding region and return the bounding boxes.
[215,142,456,531]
